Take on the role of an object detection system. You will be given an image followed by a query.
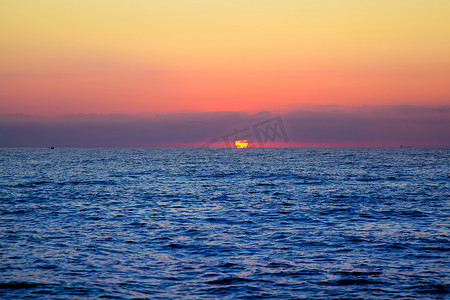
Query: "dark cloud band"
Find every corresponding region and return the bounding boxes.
[0,106,449,147]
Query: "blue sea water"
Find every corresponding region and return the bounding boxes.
[0,148,449,299]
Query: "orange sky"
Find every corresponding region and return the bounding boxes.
[1,0,449,116]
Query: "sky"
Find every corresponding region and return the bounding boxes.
[1,0,449,146]
[1,107,449,147]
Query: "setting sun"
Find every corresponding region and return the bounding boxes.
[235,140,248,148]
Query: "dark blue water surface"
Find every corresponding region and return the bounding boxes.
[1,148,449,299]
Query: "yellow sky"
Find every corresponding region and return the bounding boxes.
[1,0,449,114]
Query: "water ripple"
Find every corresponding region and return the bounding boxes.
[0,148,449,299]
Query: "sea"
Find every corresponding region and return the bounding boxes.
[0,148,449,299]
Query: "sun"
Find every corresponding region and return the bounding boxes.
[235,140,248,148]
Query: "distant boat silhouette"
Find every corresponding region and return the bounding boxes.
[400,145,412,148]
[49,146,55,149]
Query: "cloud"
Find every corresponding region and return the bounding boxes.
[0,105,449,147]
[283,105,450,146]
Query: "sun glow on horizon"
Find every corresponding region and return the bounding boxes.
[235,140,249,148]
